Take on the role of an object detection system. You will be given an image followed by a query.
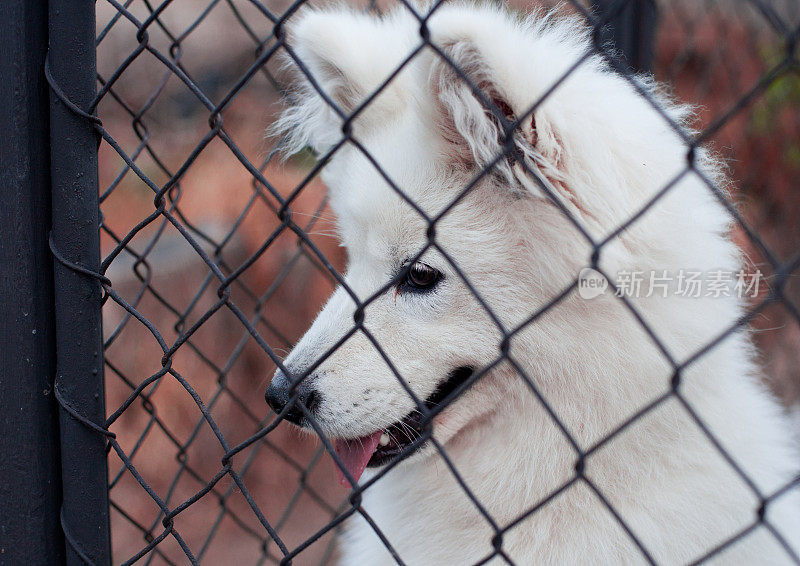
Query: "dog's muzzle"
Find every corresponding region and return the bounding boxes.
[265,365,476,485]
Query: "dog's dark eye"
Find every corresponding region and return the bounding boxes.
[402,262,442,292]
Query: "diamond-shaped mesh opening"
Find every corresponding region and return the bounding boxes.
[48,0,799,563]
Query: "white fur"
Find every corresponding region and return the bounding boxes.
[275,3,800,564]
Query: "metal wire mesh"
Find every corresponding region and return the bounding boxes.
[58,0,800,563]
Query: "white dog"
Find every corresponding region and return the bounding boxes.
[265,3,800,564]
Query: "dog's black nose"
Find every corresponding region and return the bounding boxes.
[265,370,319,426]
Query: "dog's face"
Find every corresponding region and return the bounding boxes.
[270,121,538,480]
[267,5,720,482]
[289,150,528,418]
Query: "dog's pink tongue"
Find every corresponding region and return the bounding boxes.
[333,431,382,487]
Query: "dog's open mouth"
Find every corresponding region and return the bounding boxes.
[332,366,474,486]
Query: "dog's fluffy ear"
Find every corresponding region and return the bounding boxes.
[426,9,571,203]
[428,40,535,185]
[275,9,415,154]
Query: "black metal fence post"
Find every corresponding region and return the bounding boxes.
[592,0,658,74]
[48,0,112,564]
[0,0,65,563]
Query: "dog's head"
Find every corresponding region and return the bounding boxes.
[266,4,728,484]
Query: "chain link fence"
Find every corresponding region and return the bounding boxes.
[8,0,798,564]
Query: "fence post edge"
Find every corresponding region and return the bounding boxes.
[48,0,112,564]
